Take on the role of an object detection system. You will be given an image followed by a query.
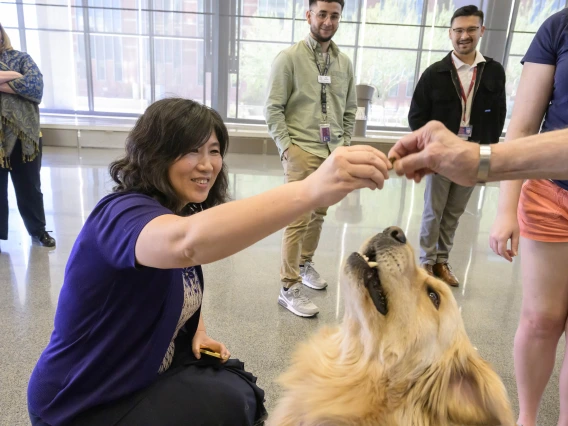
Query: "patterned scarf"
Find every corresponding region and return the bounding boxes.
[0,49,43,169]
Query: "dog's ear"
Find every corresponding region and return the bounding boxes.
[446,355,515,426]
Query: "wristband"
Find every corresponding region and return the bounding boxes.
[477,144,492,182]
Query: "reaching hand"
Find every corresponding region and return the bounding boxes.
[387,121,480,187]
[303,145,391,208]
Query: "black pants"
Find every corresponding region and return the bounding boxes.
[0,139,47,240]
[29,356,267,426]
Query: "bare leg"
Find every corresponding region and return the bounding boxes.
[515,238,568,426]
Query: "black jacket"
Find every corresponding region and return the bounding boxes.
[408,52,506,144]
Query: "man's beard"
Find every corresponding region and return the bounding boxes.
[310,27,334,43]
[456,40,476,54]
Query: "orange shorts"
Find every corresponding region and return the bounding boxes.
[518,179,568,242]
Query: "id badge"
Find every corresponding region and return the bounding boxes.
[319,123,331,143]
[458,125,472,140]
[318,75,331,84]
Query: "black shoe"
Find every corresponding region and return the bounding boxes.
[33,231,56,248]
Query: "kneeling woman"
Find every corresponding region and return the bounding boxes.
[27,98,389,425]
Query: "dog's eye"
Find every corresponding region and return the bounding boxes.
[427,288,440,309]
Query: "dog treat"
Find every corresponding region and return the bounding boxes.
[388,157,397,165]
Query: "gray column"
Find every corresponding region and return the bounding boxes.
[211,0,236,119]
[480,0,515,65]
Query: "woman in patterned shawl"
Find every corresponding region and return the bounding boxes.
[0,23,55,249]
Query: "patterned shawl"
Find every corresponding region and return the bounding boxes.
[0,49,43,169]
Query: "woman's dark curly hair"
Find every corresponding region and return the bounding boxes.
[110,98,229,215]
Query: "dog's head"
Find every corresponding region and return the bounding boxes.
[340,226,514,425]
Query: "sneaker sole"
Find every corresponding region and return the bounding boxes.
[277,296,318,317]
[301,278,328,290]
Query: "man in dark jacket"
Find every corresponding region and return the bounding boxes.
[408,5,506,286]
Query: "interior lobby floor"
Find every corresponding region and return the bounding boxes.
[0,147,563,425]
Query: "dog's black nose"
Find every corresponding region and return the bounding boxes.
[384,226,406,244]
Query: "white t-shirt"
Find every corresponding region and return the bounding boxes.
[451,51,486,126]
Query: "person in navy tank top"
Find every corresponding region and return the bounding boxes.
[489,8,568,426]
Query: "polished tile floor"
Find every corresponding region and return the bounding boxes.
[0,147,563,425]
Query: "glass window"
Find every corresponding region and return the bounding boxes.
[154,38,206,104]
[90,34,151,113]
[7,0,567,129]
[406,77,415,97]
[0,3,20,30]
[25,30,89,110]
[258,0,290,18]
[359,49,417,127]
[241,17,293,42]
[235,41,289,120]
[514,0,566,32]
[504,0,567,128]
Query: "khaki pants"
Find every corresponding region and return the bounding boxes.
[419,173,475,265]
[280,144,328,286]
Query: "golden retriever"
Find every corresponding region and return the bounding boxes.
[268,226,515,426]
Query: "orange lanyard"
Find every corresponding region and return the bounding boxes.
[453,60,477,123]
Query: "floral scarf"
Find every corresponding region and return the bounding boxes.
[0,49,43,169]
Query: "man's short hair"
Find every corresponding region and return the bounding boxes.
[309,0,345,10]
[451,5,484,26]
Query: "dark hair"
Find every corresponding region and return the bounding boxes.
[451,5,484,26]
[109,98,229,215]
[309,0,344,10]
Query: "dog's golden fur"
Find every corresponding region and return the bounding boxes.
[269,229,515,426]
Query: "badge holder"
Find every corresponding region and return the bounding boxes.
[319,123,331,143]
[458,125,473,140]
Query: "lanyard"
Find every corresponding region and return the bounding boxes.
[313,48,331,117]
[452,59,477,123]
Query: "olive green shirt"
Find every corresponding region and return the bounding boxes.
[264,35,357,159]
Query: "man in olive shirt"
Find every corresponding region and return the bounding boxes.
[265,0,357,317]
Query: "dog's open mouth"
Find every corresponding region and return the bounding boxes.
[347,252,388,315]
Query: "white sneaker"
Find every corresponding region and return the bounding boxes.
[300,261,328,290]
[278,283,319,317]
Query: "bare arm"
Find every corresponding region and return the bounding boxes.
[388,122,568,185]
[496,62,555,217]
[135,146,390,269]
[0,82,16,94]
[487,62,554,259]
[489,129,568,180]
[0,70,23,84]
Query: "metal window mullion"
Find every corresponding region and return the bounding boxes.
[235,0,241,119]
[502,0,520,70]
[352,0,363,77]
[16,0,27,51]
[290,0,299,44]
[82,0,95,112]
[211,0,221,115]
[204,0,211,105]
[412,0,430,93]
[149,0,156,103]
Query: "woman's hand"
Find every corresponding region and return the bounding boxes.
[192,330,230,363]
[388,121,480,186]
[0,70,23,84]
[489,211,520,262]
[303,145,391,208]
